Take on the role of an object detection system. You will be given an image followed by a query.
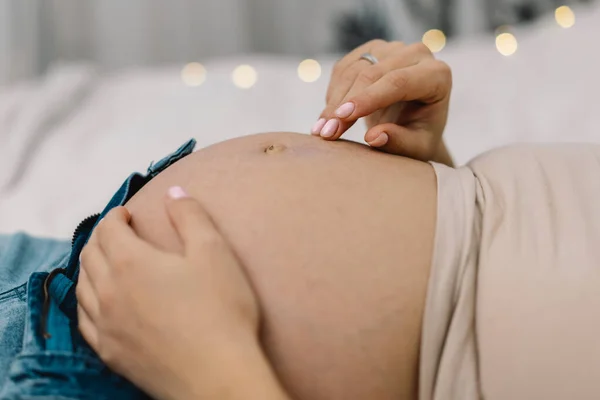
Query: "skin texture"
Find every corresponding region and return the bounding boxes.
[125,131,437,400]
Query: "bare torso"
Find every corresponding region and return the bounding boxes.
[125,132,437,400]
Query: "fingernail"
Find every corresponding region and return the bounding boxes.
[320,119,339,138]
[367,132,389,147]
[335,102,355,118]
[168,186,188,199]
[311,118,327,135]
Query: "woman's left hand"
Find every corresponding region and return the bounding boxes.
[77,187,282,400]
[312,40,452,165]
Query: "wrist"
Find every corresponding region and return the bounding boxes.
[176,335,290,400]
[433,139,454,167]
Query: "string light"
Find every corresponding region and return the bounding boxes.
[422,29,446,53]
[298,59,322,83]
[555,6,575,28]
[232,65,257,89]
[181,63,206,87]
[186,21,575,88]
[496,32,518,56]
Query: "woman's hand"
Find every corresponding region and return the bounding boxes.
[77,187,288,400]
[311,40,453,166]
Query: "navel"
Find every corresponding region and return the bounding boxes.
[264,143,287,154]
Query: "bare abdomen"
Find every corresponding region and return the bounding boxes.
[125,132,437,400]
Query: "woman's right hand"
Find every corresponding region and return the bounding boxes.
[312,40,453,166]
[78,187,289,400]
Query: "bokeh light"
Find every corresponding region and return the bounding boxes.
[496,33,518,56]
[232,65,258,89]
[181,62,206,87]
[422,29,446,53]
[555,6,575,28]
[298,59,322,83]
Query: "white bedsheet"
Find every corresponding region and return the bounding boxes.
[1,4,599,238]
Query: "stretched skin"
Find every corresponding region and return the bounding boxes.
[125,132,437,400]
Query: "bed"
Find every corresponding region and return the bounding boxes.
[0,3,598,238]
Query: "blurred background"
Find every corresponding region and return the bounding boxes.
[0,0,598,237]
[0,0,591,81]
[0,0,592,83]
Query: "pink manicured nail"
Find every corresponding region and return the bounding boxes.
[311,118,327,135]
[168,186,188,199]
[368,132,389,147]
[320,119,339,138]
[335,102,355,118]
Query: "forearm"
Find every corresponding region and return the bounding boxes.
[176,337,292,400]
[210,342,291,400]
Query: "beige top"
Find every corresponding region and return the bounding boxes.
[422,144,600,400]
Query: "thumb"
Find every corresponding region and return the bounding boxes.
[364,123,436,161]
[165,186,221,260]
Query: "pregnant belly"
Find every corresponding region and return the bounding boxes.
[125,132,437,400]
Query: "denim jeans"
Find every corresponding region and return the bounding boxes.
[0,139,196,399]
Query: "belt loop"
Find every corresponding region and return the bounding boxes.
[41,268,67,339]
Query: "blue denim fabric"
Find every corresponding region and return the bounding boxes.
[0,235,70,387]
[0,139,196,399]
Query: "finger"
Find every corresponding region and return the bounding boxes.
[345,60,451,121]
[314,116,358,141]
[313,40,390,136]
[95,206,158,268]
[76,268,101,321]
[334,42,432,120]
[165,186,223,262]
[325,39,388,108]
[364,123,436,161]
[79,241,110,293]
[318,57,394,139]
[78,304,100,351]
[322,45,428,140]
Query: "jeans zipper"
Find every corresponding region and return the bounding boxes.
[71,213,101,246]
